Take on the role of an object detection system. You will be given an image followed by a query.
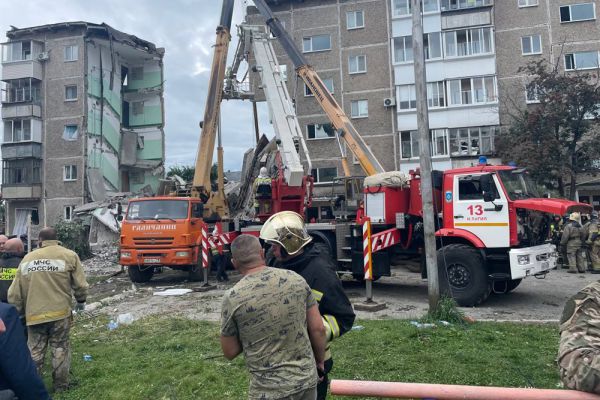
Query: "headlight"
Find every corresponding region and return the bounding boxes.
[176,251,190,257]
[121,252,131,258]
[517,255,530,265]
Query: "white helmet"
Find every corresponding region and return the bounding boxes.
[259,211,312,256]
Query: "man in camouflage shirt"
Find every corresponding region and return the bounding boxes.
[220,234,326,400]
[559,280,600,393]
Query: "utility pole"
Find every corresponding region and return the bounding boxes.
[412,0,440,311]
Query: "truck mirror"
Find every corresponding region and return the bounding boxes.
[483,191,495,203]
[30,209,39,225]
[116,215,124,222]
[479,174,493,193]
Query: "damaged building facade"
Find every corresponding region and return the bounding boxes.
[1,22,165,235]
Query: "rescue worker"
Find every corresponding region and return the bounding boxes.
[0,238,25,303]
[260,211,355,400]
[550,215,563,267]
[586,211,600,274]
[211,227,229,282]
[253,167,272,216]
[559,281,600,393]
[561,212,585,274]
[7,227,89,392]
[582,214,592,271]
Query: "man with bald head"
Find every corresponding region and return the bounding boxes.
[0,235,9,254]
[0,238,24,303]
[220,234,326,400]
[8,226,88,392]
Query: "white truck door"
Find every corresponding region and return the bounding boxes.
[453,173,510,248]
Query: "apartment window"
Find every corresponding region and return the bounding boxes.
[444,27,493,57]
[428,81,446,107]
[64,165,77,181]
[65,85,77,101]
[448,76,497,105]
[350,100,368,118]
[525,83,540,104]
[441,0,492,11]
[518,0,538,7]
[521,35,542,55]
[305,78,333,96]
[424,0,439,12]
[311,167,337,184]
[348,55,367,74]
[392,0,410,16]
[269,21,286,38]
[64,206,74,221]
[63,125,78,141]
[3,119,31,142]
[3,78,40,104]
[424,32,443,59]
[2,159,41,185]
[132,101,144,115]
[400,129,448,159]
[560,3,595,22]
[307,123,335,139]
[449,126,496,156]
[1,41,32,62]
[393,36,413,63]
[302,35,331,53]
[565,51,599,70]
[64,45,78,62]
[398,85,416,110]
[347,10,365,29]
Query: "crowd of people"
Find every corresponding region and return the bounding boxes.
[551,211,600,274]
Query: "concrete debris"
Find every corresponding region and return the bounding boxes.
[82,245,121,276]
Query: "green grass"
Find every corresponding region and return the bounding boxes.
[52,317,561,400]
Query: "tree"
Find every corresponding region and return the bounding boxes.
[496,60,600,199]
[166,165,195,183]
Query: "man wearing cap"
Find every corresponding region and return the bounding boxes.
[561,212,585,274]
[260,211,355,399]
[0,239,25,303]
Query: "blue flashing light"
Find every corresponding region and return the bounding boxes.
[478,155,488,165]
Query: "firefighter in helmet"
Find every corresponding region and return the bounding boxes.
[561,212,585,274]
[586,211,600,274]
[260,211,355,400]
[253,167,272,216]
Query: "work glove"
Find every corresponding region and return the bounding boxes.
[74,302,86,313]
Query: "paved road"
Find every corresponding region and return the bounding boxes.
[346,267,598,322]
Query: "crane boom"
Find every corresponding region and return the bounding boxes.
[253,0,385,176]
[192,0,235,218]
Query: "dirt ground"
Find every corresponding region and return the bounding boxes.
[83,252,598,324]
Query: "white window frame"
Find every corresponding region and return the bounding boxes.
[311,167,338,184]
[525,83,540,104]
[305,78,333,96]
[64,85,77,101]
[64,45,78,62]
[521,34,542,55]
[449,126,496,156]
[518,0,538,7]
[448,76,497,106]
[560,3,596,23]
[564,51,599,71]
[400,129,449,159]
[392,0,411,17]
[398,85,416,110]
[348,54,367,74]
[424,32,443,60]
[279,64,288,82]
[302,34,331,53]
[393,35,413,63]
[3,119,32,142]
[64,205,74,221]
[443,27,494,58]
[350,99,369,118]
[346,10,365,30]
[63,125,78,141]
[64,165,77,181]
[427,81,446,108]
[306,123,335,140]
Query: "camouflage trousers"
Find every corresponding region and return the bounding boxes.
[27,317,72,391]
[560,348,600,393]
[590,243,600,271]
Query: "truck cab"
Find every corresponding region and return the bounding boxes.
[119,197,204,282]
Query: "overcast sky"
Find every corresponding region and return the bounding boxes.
[0,0,275,172]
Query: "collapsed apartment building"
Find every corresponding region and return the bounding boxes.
[1,22,165,236]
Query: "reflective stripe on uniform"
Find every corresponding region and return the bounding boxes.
[312,289,323,302]
[27,309,70,325]
[324,314,340,339]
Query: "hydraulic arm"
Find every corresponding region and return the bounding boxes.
[253,0,385,176]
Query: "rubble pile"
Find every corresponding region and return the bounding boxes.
[83,245,122,276]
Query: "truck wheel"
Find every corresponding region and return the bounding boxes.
[437,244,490,307]
[492,279,522,294]
[128,266,154,283]
[188,266,204,282]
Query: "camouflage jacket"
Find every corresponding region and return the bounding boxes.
[559,281,600,361]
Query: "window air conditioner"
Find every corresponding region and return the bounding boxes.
[384,97,396,107]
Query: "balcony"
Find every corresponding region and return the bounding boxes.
[3,119,42,144]
[2,158,42,200]
[1,142,42,160]
[1,184,42,200]
[1,40,44,81]
[440,0,493,12]
[2,78,42,118]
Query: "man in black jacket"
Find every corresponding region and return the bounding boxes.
[0,302,51,400]
[0,238,25,303]
[260,211,355,400]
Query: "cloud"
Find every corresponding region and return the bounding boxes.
[0,0,275,172]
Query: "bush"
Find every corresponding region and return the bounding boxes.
[421,296,465,325]
[55,219,93,260]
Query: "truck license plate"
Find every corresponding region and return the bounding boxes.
[143,258,161,264]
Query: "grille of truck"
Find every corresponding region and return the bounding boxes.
[133,237,175,246]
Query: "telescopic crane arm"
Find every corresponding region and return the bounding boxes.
[192,0,235,219]
[253,0,385,176]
